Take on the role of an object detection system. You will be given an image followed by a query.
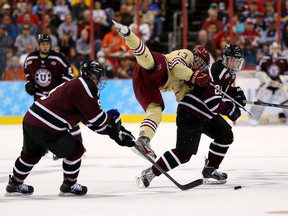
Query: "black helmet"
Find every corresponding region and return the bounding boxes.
[37,34,51,44]
[80,60,106,90]
[222,44,243,73]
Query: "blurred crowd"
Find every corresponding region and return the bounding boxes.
[195,0,288,68]
[0,0,164,80]
[1,0,288,82]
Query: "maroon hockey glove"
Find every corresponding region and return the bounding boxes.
[227,86,246,107]
[190,70,211,87]
[225,101,241,122]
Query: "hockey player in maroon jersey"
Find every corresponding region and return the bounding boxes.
[112,20,211,160]
[24,34,82,158]
[136,44,247,187]
[6,60,135,196]
[249,42,288,125]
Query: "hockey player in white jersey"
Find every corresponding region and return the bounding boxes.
[249,42,288,125]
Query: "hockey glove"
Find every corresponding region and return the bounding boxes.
[25,82,37,96]
[190,70,211,87]
[107,109,135,147]
[225,101,241,122]
[228,86,246,106]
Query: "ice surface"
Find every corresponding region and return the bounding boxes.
[0,124,287,216]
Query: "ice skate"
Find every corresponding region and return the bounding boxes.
[136,167,155,188]
[132,136,157,160]
[112,20,130,39]
[5,175,34,196]
[202,163,227,184]
[59,180,87,196]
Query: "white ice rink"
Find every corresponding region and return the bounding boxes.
[0,123,287,216]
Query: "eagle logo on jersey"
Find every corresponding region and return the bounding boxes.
[35,69,52,87]
[267,65,280,78]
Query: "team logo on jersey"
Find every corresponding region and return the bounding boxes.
[35,69,52,87]
[267,65,280,78]
[51,61,56,66]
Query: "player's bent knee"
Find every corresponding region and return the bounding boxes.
[66,143,85,161]
[171,148,193,164]
[215,130,234,145]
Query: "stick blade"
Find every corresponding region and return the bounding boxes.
[179,179,203,191]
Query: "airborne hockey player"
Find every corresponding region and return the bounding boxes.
[249,42,288,125]
[113,20,211,160]
[136,44,247,187]
[24,34,82,157]
[6,61,135,196]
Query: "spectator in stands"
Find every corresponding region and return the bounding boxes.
[212,25,237,50]
[141,1,154,34]
[282,21,288,49]
[196,29,217,59]
[243,1,260,20]
[116,52,133,79]
[240,19,260,48]
[46,7,62,29]
[123,0,135,14]
[120,4,133,26]
[259,20,278,45]
[2,56,25,81]
[17,2,40,27]
[217,2,229,25]
[281,1,288,23]
[243,40,257,67]
[147,0,163,42]
[76,29,91,58]
[0,23,13,77]
[93,1,108,26]
[67,47,82,69]
[129,16,151,42]
[53,0,70,21]
[0,4,12,23]
[19,44,36,68]
[19,13,39,36]
[207,23,218,40]
[101,25,129,74]
[57,30,75,55]
[234,0,246,22]
[264,2,275,25]
[32,0,53,19]
[44,26,57,49]
[232,14,245,35]
[14,24,38,55]
[72,0,89,22]
[58,14,78,42]
[202,9,223,34]
[4,48,14,70]
[1,15,18,40]
[254,13,266,35]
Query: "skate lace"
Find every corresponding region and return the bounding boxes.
[71,183,82,192]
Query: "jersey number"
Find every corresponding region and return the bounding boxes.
[214,85,222,95]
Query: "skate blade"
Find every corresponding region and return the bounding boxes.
[131,147,156,161]
[5,192,33,196]
[58,192,78,197]
[203,178,227,185]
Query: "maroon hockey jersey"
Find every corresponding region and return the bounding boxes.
[24,77,113,135]
[179,60,237,122]
[259,55,288,81]
[24,50,74,100]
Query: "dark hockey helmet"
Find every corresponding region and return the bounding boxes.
[37,34,51,44]
[80,60,106,90]
[191,46,210,72]
[222,44,243,73]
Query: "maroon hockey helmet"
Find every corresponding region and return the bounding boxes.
[191,46,210,72]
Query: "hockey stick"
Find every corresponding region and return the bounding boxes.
[243,100,288,109]
[207,82,253,116]
[133,145,203,190]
